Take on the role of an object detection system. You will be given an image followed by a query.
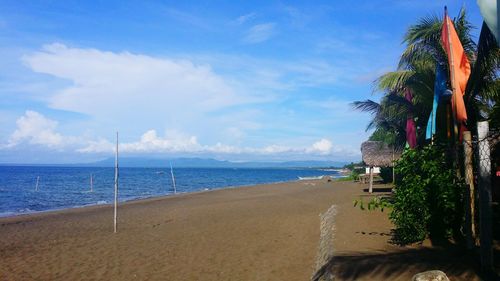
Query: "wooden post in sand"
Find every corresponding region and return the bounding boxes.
[90,173,94,192]
[392,148,395,184]
[35,176,40,192]
[170,162,176,194]
[114,132,119,233]
[462,131,476,249]
[368,167,373,193]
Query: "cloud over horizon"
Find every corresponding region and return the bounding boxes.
[3,111,359,161]
[6,110,66,149]
[4,43,364,162]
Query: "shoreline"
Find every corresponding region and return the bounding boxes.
[0,164,342,219]
[0,179,307,220]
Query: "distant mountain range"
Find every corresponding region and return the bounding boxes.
[76,157,348,168]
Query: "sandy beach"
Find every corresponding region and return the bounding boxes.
[0,180,489,280]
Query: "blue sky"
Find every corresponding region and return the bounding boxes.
[0,0,485,163]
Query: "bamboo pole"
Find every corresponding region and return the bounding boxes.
[90,173,93,192]
[444,6,460,140]
[462,131,476,248]
[114,132,119,233]
[170,162,176,194]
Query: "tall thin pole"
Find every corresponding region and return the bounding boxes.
[392,148,395,184]
[368,166,373,194]
[35,176,40,192]
[170,162,176,194]
[114,132,119,233]
[463,131,476,248]
[477,121,493,274]
[90,173,93,192]
[444,6,459,140]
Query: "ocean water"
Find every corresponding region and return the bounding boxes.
[0,166,339,217]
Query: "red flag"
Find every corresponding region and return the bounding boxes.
[405,88,417,148]
[441,8,471,134]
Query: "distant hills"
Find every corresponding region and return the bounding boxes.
[78,157,348,168]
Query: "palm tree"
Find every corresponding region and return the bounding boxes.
[351,97,407,149]
[353,8,499,145]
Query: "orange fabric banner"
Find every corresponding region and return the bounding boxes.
[441,13,471,130]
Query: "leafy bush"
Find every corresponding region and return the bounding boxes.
[379,167,393,183]
[391,145,465,244]
[354,196,392,212]
[338,162,365,182]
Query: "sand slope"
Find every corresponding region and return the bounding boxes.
[1,180,489,280]
[1,180,350,280]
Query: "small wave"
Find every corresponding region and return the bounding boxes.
[298,176,324,180]
[0,211,16,217]
[0,208,38,218]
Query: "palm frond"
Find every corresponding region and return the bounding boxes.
[351,99,380,114]
[374,70,414,93]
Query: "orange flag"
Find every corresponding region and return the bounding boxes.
[441,8,471,132]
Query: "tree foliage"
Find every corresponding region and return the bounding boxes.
[353,8,499,146]
[391,145,465,244]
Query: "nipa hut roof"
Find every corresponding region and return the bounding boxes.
[361,141,401,167]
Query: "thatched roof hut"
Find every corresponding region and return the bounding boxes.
[361,141,401,167]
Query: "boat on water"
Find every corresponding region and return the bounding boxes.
[298,176,324,180]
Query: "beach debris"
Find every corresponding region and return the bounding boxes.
[411,270,449,281]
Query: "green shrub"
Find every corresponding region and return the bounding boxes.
[391,145,465,244]
[379,167,393,183]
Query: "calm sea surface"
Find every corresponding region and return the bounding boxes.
[0,166,339,217]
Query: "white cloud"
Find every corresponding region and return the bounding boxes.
[76,138,114,153]
[11,44,366,161]
[22,43,249,134]
[7,110,65,148]
[121,130,202,153]
[3,111,359,159]
[259,144,293,154]
[235,12,257,25]
[306,139,332,155]
[243,23,275,43]
[76,127,355,157]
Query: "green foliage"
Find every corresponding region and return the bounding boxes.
[390,145,465,244]
[369,128,396,145]
[379,167,394,183]
[342,161,364,170]
[339,162,365,182]
[354,196,392,212]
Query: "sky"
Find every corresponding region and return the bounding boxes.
[0,0,486,164]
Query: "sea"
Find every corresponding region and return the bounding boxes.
[0,166,340,217]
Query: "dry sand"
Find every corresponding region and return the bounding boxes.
[0,180,491,280]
